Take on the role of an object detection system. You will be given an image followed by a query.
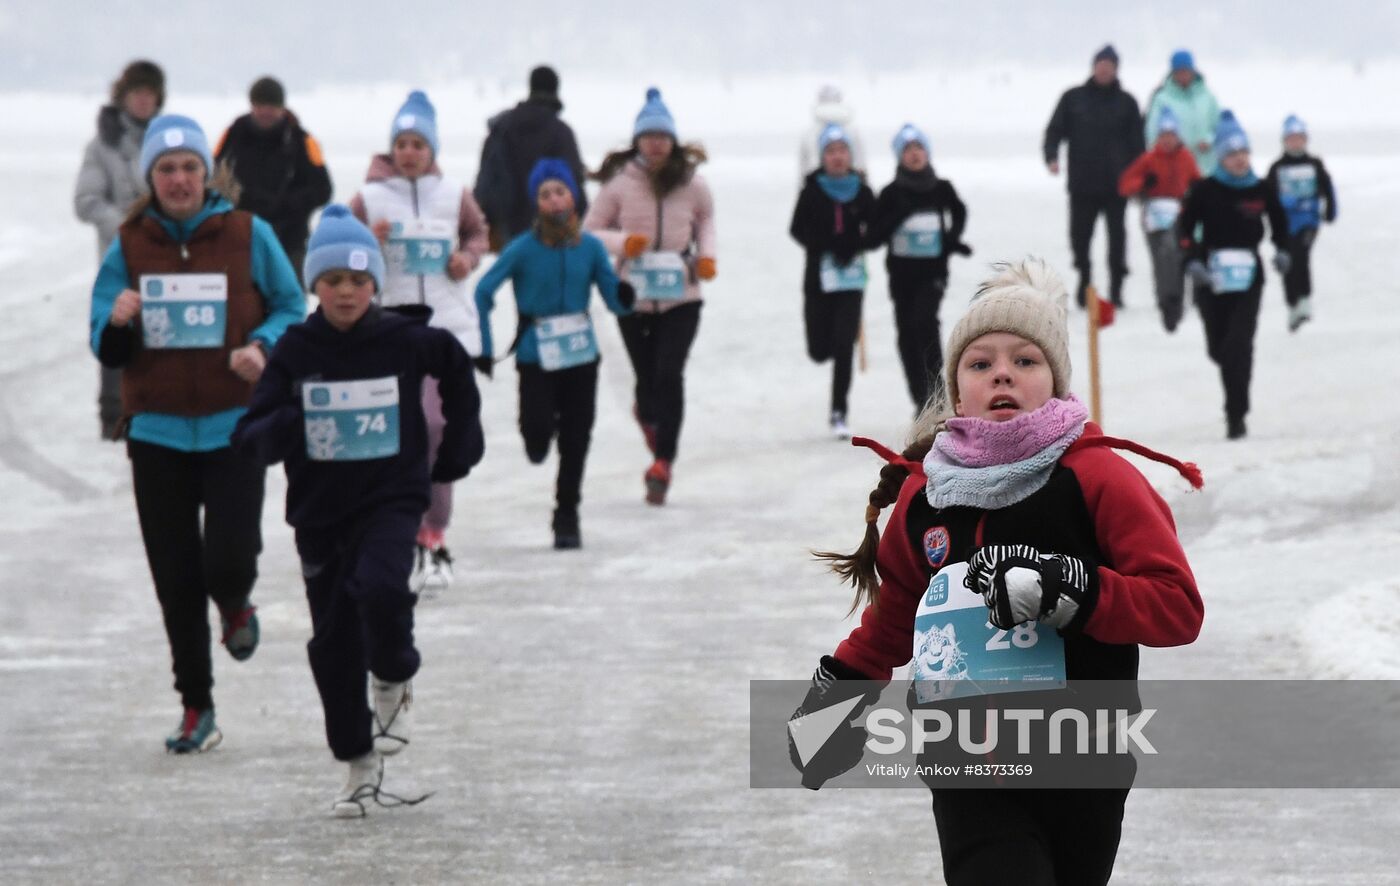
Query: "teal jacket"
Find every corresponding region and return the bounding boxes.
[474,229,628,365]
[1144,74,1222,176]
[89,194,305,451]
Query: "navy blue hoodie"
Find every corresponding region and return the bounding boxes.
[232,304,483,530]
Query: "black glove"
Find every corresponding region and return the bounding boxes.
[1272,251,1293,275]
[950,241,973,257]
[964,544,1097,631]
[616,279,637,311]
[471,356,494,380]
[1142,172,1159,193]
[1185,260,1212,287]
[787,655,880,790]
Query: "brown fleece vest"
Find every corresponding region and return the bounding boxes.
[118,210,265,416]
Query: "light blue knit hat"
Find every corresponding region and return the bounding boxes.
[1283,114,1308,137]
[891,123,930,160]
[140,114,212,181]
[304,204,386,293]
[818,122,850,154]
[633,87,677,140]
[391,90,439,157]
[1157,106,1181,135]
[1214,109,1249,155]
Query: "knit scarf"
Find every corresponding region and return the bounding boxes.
[1213,166,1259,189]
[534,212,581,247]
[924,395,1089,510]
[817,173,861,203]
[895,165,940,194]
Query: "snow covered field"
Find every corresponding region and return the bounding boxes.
[1,61,1398,884]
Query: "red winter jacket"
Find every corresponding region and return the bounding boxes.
[1117,144,1201,200]
[833,424,1203,682]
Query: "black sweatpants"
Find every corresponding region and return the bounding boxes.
[803,289,864,415]
[128,439,266,712]
[1282,228,1317,306]
[1070,192,1129,300]
[617,302,702,462]
[890,274,947,410]
[1146,230,1186,331]
[1194,279,1263,423]
[931,787,1131,886]
[296,507,421,761]
[518,360,599,513]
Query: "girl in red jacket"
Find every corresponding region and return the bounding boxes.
[1118,107,1200,331]
[792,259,1204,886]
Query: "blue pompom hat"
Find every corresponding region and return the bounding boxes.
[303,204,386,293]
[891,123,930,160]
[1283,114,1308,137]
[527,157,581,205]
[140,114,213,181]
[1214,109,1249,155]
[1157,106,1180,135]
[633,87,677,140]
[390,90,439,157]
[818,122,850,155]
[1170,49,1195,73]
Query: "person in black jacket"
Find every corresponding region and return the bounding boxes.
[473,65,588,250]
[870,124,970,411]
[1265,115,1338,332]
[1043,45,1145,307]
[1177,112,1289,440]
[232,206,484,818]
[790,123,877,439]
[214,77,333,283]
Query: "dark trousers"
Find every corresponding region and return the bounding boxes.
[1283,228,1317,306]
[518,360,599,513]
[99,366,122,437]
[1070,192,1129,300]
[617,302,702,461]
[128,440,266,712]
[890,275,947,410]
[803,289,864,414]
[1194,279,1263,422]
[296,508,421,761]
[1146,230,1187,331]
[931,787,1131,886]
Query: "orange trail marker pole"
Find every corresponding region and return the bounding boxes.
[1087,285,1102,426]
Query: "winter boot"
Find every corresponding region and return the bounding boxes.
[408,544,432,595]
[166,707,222,754]
[644,459,672,505]
[421,546,454,595]
[552,507,581,550]
[371,678,412,756]
[1288,297,1312,333]
[829,411,851,441]
[1075,275,1090,308]
[1109,273,1125,308]
[632,402,658,456]
[332,751,384,819]
[1226,415,1248,440]
[219,599,259,662]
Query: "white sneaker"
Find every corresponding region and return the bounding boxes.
[1288,297,1312,332]
[829,411,851,440]
[332,750,383,819]
[372,678,412,756]
[422,546,454,594]
[408,544,431,595]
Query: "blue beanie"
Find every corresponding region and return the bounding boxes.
[818,122,850,155]
[1157,106,1180,135]
[891,123,930,160]
[633,87,677,140]
[140,114,212,181]
[390,90,439,157]
[303,204,386,293]
[1170,49,1195,72]
[1283,114,1308,137]
[527,157,581,205]
[1214,109,1249,155]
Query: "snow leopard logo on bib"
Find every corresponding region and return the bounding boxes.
[305,416,345,461]
[913,623,968,683]
[143,306,174,348]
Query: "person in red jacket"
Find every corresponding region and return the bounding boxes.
[1118,107,1200,331]
[790,259,1204,886]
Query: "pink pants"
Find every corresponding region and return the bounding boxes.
[420,378,454,534]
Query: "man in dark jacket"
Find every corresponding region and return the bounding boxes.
[215,77,333,283]
[474,66,588,250]
[1043,45,1145,307]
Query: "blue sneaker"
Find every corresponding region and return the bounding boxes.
[220,600,259,662]
[166,708,222,754]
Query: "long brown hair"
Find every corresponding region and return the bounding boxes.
[593,142,708,197]
[123,159,242,226]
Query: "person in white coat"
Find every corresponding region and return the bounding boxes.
[799,84,867,183]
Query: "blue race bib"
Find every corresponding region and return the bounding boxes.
[891,212,944,258]
[1208,249,1258,294]
[912,562,1066,704]
[302,377,401,462]
[385,218,453,275]
[626,251,688,301]
[535,313,598,372]
[819,253,868,293]
[1143,198,1181,233]
[139,273,227,349]
[1276,165,1318,202]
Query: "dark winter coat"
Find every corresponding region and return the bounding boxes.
[1176,176,1289,263]
[232,305,484,530]
[214,111,333,256]
[473,97,588,241]
[1265,153,1337,235]
[1043,78,1146,195]
[789,171,878,295]
[871,168,967,284]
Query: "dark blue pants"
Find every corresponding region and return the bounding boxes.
[296,508,421,761]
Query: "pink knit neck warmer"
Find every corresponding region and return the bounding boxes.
[935,395,1089,468]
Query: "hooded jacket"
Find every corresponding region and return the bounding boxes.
[474,97,589,240]
[1144,74,1222,176]
[74,106,150,256]
[214,110,333,255]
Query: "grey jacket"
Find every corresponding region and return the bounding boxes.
[73,106,149,256]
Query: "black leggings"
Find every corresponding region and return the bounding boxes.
[1282,228,1317,305]
[890,274,947,410]
[803,288,864,414]
[1194,278,1263,422]
[617,302,702,462]
[517,360,599,513]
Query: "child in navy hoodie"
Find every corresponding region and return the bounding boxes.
[1265,114,1337,332]
[232,205,483,818]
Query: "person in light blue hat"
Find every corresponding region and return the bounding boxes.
[140,113,213,182]
[390,90,439,159]
[1144,48,1221,175]
[633,86,677,140]
[303,204,386,294]
[1266,113,1337,331]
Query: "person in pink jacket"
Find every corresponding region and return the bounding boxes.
[584,87,717,506]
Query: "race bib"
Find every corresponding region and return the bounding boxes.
[1208,249,1257,293]
[911,562,1066,704]
[819,253,867,293]
[385,218,454,275]
[626,252,688,301]
[891,212,944,258]
[302,377,401,462]
[139,273,228,349]
[1143,198,1181,233]
[535,312,598,372]
[1276,165,1318,202]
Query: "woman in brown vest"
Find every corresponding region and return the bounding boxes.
[88,114,305,753]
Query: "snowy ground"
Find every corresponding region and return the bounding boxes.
[1,63,1399,884]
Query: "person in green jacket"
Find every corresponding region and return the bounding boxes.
[1144,50,1222,176]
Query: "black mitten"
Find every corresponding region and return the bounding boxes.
[616,280,637,311]
[471,356,495,380]
[950,241,973,257]
[787,655,880,790]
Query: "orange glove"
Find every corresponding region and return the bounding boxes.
[623,234,650,259]
[695,257,717,281]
